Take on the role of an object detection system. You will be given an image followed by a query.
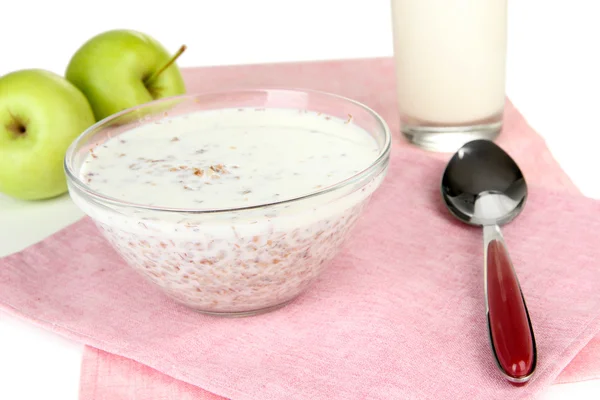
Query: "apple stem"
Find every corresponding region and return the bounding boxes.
[144,44,187,86]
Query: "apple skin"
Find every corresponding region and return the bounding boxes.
[65,29,187,121]
[0,69,96,200]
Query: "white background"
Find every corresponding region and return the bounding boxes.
[1,0,599,399]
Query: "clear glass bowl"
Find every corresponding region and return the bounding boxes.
[64,89,391,316]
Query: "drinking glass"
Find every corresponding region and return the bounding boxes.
[391,0,508,152]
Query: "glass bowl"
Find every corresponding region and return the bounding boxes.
[64,89,391,316]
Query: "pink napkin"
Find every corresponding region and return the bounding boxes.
[74,52,600,397]
[78,57,595,399]
[0,59,593,399]
[2,135,600,399]
[79,348,224,400]
[79,338,600,400]
[558,337,600,384]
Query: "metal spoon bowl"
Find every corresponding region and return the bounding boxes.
[441,139,537,383]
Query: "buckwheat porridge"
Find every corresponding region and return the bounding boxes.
[71,107,386,314]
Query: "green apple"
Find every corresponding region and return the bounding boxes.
[65,29,187,121]
[0,69,95,200]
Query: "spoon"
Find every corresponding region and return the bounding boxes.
[440,139,536,383]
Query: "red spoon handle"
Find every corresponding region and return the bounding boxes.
[484,225,536,383]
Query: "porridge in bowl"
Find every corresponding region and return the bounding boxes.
[66,91,390,316]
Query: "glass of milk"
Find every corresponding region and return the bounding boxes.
[390,0,508,152]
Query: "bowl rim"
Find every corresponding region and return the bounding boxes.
[64,88,392,215]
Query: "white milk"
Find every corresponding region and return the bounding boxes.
[80,108,379,209]
[391,0,507,125]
